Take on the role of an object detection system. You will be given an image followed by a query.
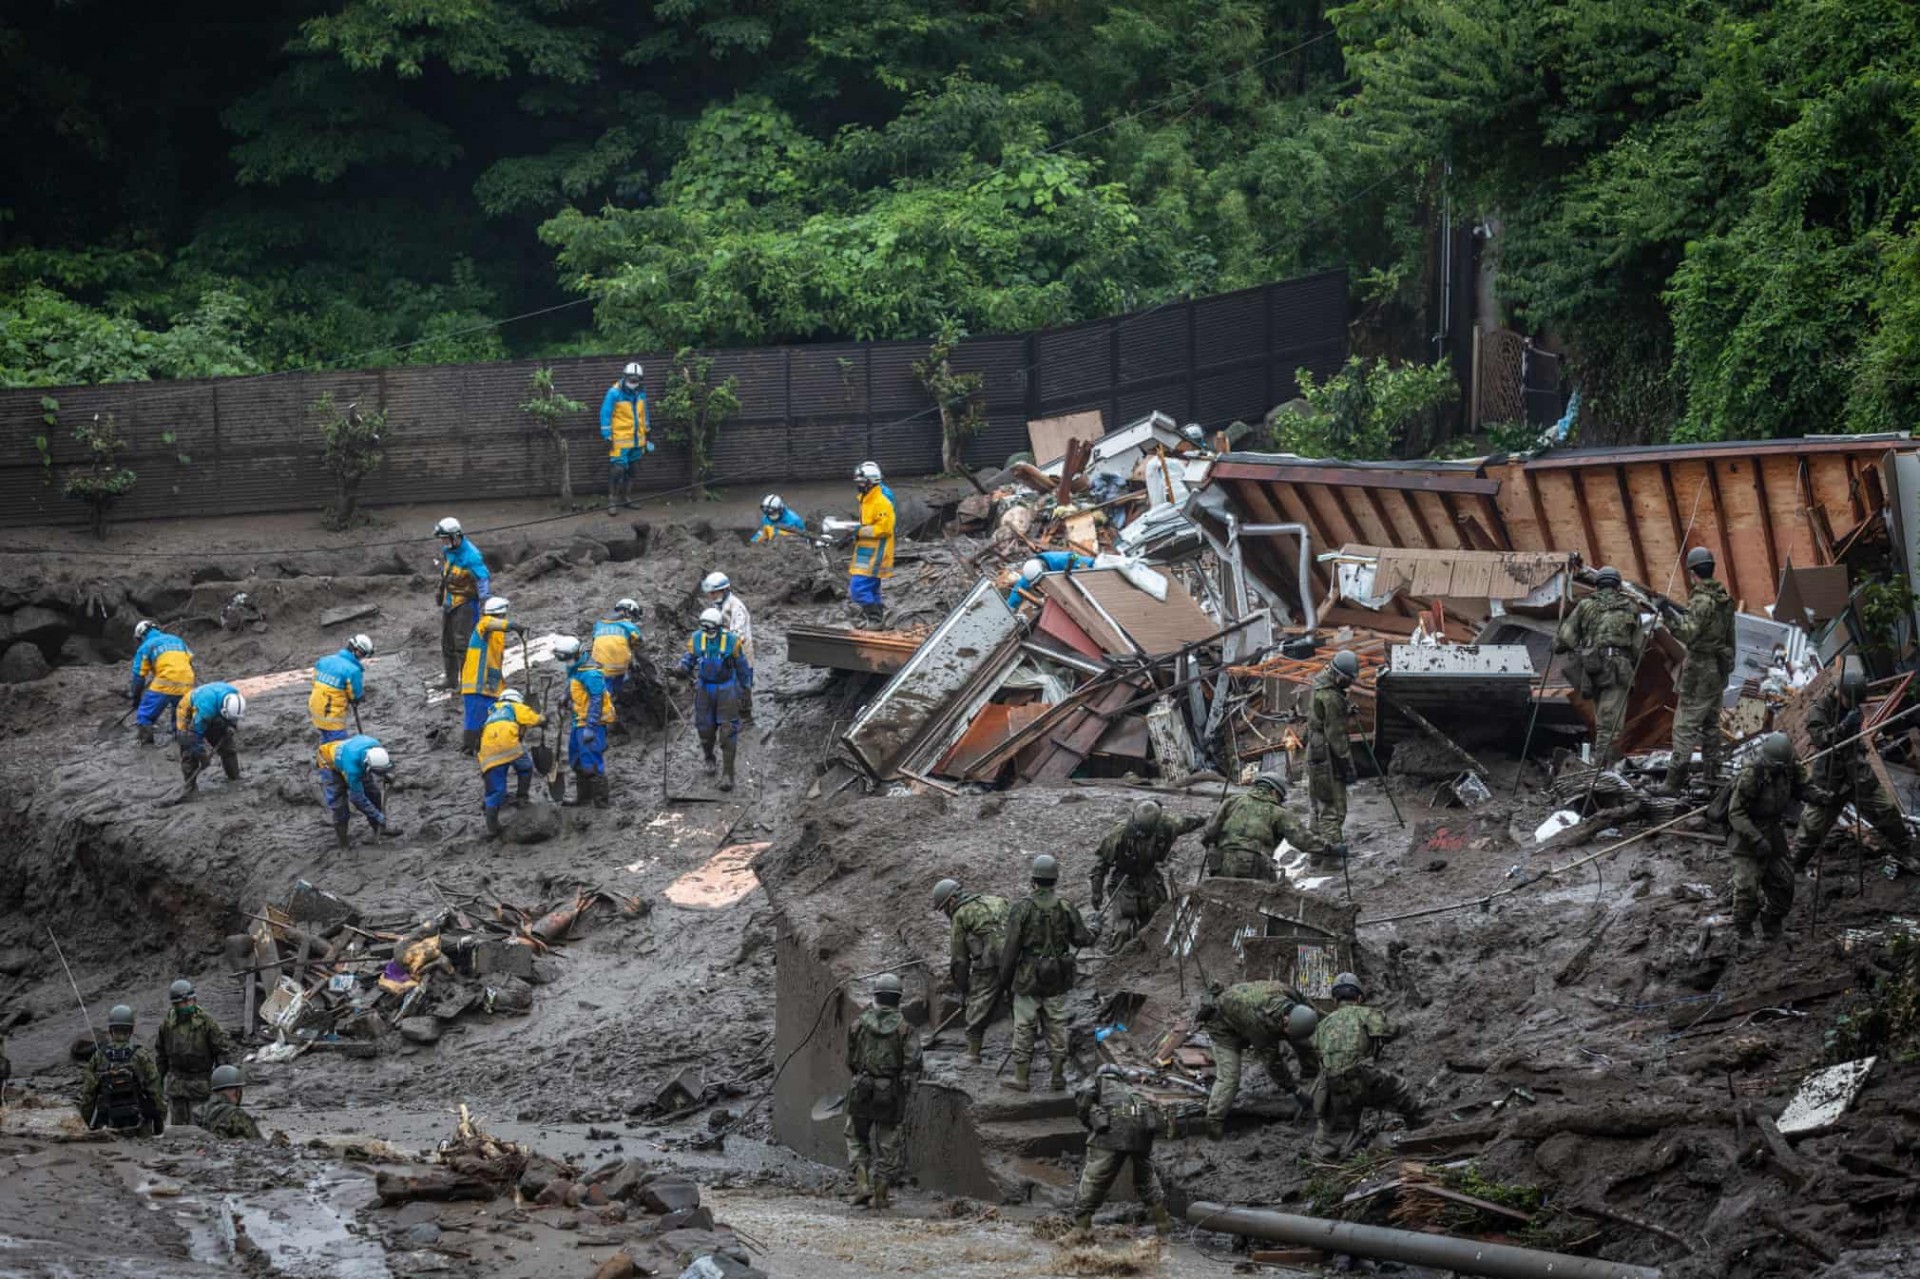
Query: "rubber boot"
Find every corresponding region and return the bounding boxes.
[1760,915,1785,941]
[1654,759,1690,797]
[849,1169,871,1207]
[1152,1205,1174,1235]
[1048,1065,1067,1093]
[514,771,531,807]
[592,773,611,810]
[137,724,155,746]
[864,604,886,630]
[333,821,351,851]
[965,1034,983,1064]
[485,809,503,839]
[1072,1214,1093,1233]
[565,769,590,806]
[741,686,754,724]
[718,745,736,793]
[376,820,403,839]
[462,728,481,755]
[1004,1061,1030,1092]
[870,1180,889,1210]
[702,743,718,775]
[220,744,240,780]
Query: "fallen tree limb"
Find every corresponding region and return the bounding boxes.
[1761,1208,1839,1264]
[1566,1198,1695,1255]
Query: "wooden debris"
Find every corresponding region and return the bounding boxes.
[1761,1208,1839,1265]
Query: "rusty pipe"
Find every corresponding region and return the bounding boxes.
[1186,1202,1662,1279]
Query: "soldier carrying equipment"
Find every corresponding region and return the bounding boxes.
[194,1063,263,1140]
[844,972,922,1211]
[1090,800,1206,948]
[1793,669,1920,874]
[1197,981,1321,1139]
[1656,547,1736,794]
[1306,652,1361,844]
[1310,974,1422,1158]
[995,854,1093,1093]
[77,1004,163,1135]
[156,978,234,1126]
[1554,567,1646,765]
[1071,1066,1174,1234]
[1201,772,1341,879]
[1726,732,1809,944]
[933,878,1011,1063]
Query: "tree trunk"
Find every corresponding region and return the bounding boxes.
[554,434,572,508]
[941,405,965,476]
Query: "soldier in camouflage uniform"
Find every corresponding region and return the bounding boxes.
[932,878,1010,1062]
[1657,547,1737,794]
[996,854,1093,1093]
[193,1064,262,1140]
[1311,973,1421,1158]
[1725,733,1809,944]
[844,972,922,1210]
[1090,800,1205,948]
[1202,773,1340,880]
[1197,981,1320,1139]
[1071,1066,1173,1233]
[1793,669,1919,873]
[77,1005,163,1136]
[1306,651,1360,843]
[1554,566,1646,766]
[155,979,233,1126]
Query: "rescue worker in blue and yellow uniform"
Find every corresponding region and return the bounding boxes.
[434,517,490,689]
[309,634,374,744]
[555,637,614,809]
[600,362,652,514]
[848,461,896,629]
[316,734,399,850]
[477,688,542,838]
[591,599,645,699]
[129,620,196,745]
[675,606,752,792]
[1005,552,1095,609]
[460,596,525,755]
[176,682,245,798]
[753,494,808,543]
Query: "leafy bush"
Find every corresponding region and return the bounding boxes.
[655,350,740,500]
[311,393,388,530]
[1275,357,1458,460]
[62,412,136,539]
[521,366,586,508]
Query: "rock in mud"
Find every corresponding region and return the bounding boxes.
[641,1176,700,1215]
[502,802,562,844]
[658,1206,714,1233]
[0,643,51,683]
[403,1222,442,1247]
[590,1256,636,1279]
[486,975,535,1014]
[398,1017,442,1045]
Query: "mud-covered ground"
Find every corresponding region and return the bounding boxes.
[4,485,1920,1277]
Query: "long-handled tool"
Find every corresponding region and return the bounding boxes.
[1356,729,1403,828]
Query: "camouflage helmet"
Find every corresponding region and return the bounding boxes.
[1762,732,1794,766]
[169,979,195,1003]
[1840,668,1867,706]
[931,878,961,911]
[1595,565,1622,589]
[210,1064,244,1092]
[872,973,903,1002]
[1685,546,1715,576]
[1031,853,1059,883]
[1130,799,1161,826]
[1330,650,1360,683]
[1331,972,1363,1000]
[1251,771,1287,798]
[1283,1003,1320,1041]
[107,1004,135,1029]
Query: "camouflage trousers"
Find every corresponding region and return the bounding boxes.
[963,973,1004,1049]
[1072,1146,1162,1219]
[1311,1064,1419,1158]
[166,1077,212,1127]
[843,1115,905,1186]
[1205,1033,1318,1125]
[1308,762,1347,843]
[1101,875,1167,949]
[1011,992,1068,1072]
[1589,677,1633,766]
[1667,658,1730,781]
[1729,829,1794,932]
[1795,769,1912,866]
[1212,847,1277,881]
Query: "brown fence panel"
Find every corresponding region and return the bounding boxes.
[0,270,1345,528]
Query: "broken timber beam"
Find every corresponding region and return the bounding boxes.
[1663,976,1853,1031]
[1381,694,1488,775]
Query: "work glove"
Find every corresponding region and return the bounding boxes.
[858,525,875,539]
[508,622,529,635]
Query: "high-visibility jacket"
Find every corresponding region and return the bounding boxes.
[317,735,383,793]
[131,631,196,697]
[461,615,511,697]
[591,618,644,673]
[438,539,490,610]
[600,383,650,456]
[849,485,896,580]
[477,700,543,771]
[568,662,613,727]
[1006,551,1094,607]
[178,681,240,735]
[678,629,752,688]
[308,648,366,731]
[753,508,808,542]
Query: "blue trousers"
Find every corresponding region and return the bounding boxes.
[571,724,607,775]
[136,691,180,730]
[605,673,626,697]
[694,680,742,749]
[482,756,533,812]
[849,575,883,607]
[319,768,385,827]
[463,693,496,732]
[315,727,349,745]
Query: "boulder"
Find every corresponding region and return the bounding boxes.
[588,1158,647,1203]
[0,643,51,683]
[658,1206,714,1233]
[640,1176,700,1216]
[535,1179,575,1207]
[397,1017,442,1045]
[8,605,66,643]
[590,1256,636,1279]
[484,975,535,1015]
[502,801,562,845]
[569,537,612,565]
[403,1223,442,1248]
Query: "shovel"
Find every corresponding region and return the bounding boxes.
[810,1091,847,1122]
[95,705,135,743]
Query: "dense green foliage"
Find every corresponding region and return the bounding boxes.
[312,393,388,529]
[1275,356,1455,459]
[5,0,1919,443]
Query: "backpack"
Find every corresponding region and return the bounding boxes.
[1030,895,1079,995]
[1591,596,1641,651]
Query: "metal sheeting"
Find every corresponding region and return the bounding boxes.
[0,272,1348,527]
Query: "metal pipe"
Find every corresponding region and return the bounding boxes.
[1186,1202,1662,1279]
[1228,517,1316,630]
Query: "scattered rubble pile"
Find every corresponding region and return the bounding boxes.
[369,1107,771,1279]
[234,879,648,1061]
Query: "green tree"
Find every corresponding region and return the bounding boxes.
[521,366,587,508]
[655,349,740,500]
[1275,357,1457,461]
[913,320,987,475]
[63,413,137,540]
[311,393,389,529]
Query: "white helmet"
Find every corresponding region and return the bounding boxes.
[482,597,510,617]
[364,745,393,774]
[1021,557,1045,581]
[701,571,730,595]
[614,598,640,619]
[1182,423,1205,444]
[622,361,644,382]
[134,620,157,640]
[761,494,784,516]
[553,636,581,662]
[434,516,463,540]
[855,461,883,486]
[220,691,247,722]
[346,634,374,659]
[699,607,724,631]
[499,688,524,704]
